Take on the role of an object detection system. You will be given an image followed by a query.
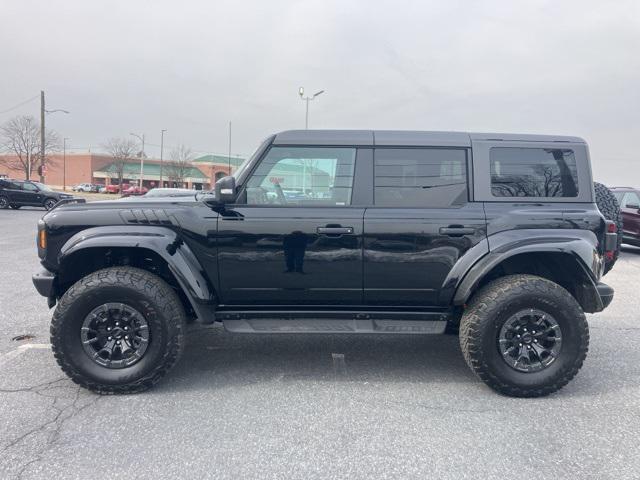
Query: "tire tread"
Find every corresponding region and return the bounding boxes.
[50,266,186,394]
[460,274,589,397]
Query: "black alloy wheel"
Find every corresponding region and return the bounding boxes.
[498,309,562,373]
[44,198,58,210]
[81,303,150,369]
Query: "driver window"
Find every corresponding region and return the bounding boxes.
[245,147,356,206]
[22,182,38,192]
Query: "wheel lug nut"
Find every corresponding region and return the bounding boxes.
[524,328,527,332]
[125,336,129,340]
[534,339,538,343]
[519,343,523,347]
[124,327,128,331]
[517,335,520,338]
[117,341,121,345]
[115,322,119,326]
[108,336,112,340]
[532,331,536,334]
[107,327,111,331]
[527,346,531,349]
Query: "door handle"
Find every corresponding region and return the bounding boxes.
[317,226,353,235]
[439,226,475,236]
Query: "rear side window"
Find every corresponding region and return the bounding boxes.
[374,148,467,207]
[490,147,578,198]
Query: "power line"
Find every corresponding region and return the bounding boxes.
[0,94,40,114]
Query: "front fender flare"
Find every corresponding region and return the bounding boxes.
[58,225,214,310]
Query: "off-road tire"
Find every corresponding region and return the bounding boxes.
[50,267,186,394]
[460,274,589,397]
[594,181,622,275]
[0,195,8,209]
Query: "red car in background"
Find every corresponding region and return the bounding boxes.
[612,187,640,247]
[101,183,129,194]
[121,185,148,197]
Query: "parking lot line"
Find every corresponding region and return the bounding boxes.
[0,343,51,368]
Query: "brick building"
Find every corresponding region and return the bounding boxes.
[0,152,244,190]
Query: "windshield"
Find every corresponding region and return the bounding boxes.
[32,182,52,191]
[232,136,272,182]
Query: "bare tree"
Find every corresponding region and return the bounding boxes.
[0,115,59,180]
[166,144,194,187]
[103,138,137,188]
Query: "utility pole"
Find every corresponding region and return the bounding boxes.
[228,121,232,174]
[63,138,69,191]
[298,87,325,129]
[40,90,45,182]
[160,129,166,187]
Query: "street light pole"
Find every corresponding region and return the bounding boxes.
[159,129,166,187]
[63,137,70,191]
[228,121,232,174]
[130,133,145,188]
[40,91,45,182]
[298,87,325,129]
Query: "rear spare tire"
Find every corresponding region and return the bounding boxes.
[594,181,622,275]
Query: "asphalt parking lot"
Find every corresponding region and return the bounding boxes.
[1,208,639,479]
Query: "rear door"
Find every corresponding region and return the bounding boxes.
[363,147,486,307]
[3,181,29,205]
[217,146,365,306]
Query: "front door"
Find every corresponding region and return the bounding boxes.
[620,191,640,240]
[363,147,487,307]
[21,182,44,205]
[217,146,364,306]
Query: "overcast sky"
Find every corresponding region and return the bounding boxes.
[1,0,638,185]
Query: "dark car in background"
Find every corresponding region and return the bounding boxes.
[0,179,73,210]
[612,187,640,247]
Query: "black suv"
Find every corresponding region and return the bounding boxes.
[32,130,618,397]
[0,179,73,210]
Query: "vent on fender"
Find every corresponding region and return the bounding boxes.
[119,209,176,225]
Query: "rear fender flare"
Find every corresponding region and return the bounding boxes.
[452,230,602,308]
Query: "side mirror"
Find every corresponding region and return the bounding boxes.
[210,175,237,206]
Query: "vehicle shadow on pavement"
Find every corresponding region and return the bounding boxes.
[159,325,475,392]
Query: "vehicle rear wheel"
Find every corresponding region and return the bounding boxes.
[460,274,588,397]
[594,182,622,275]
[50,267,186,394]
[0,196,8,209]
[43,198,58,210]
[9,205,21,209]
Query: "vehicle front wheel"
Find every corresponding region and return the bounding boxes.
[50,267,186,394]
[43,198,58,210]
[459,274,588,397]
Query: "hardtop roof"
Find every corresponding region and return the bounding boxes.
[272,130,585,147]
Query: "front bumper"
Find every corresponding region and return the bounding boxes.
[32,267,57,308]
[596,282,614,310]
